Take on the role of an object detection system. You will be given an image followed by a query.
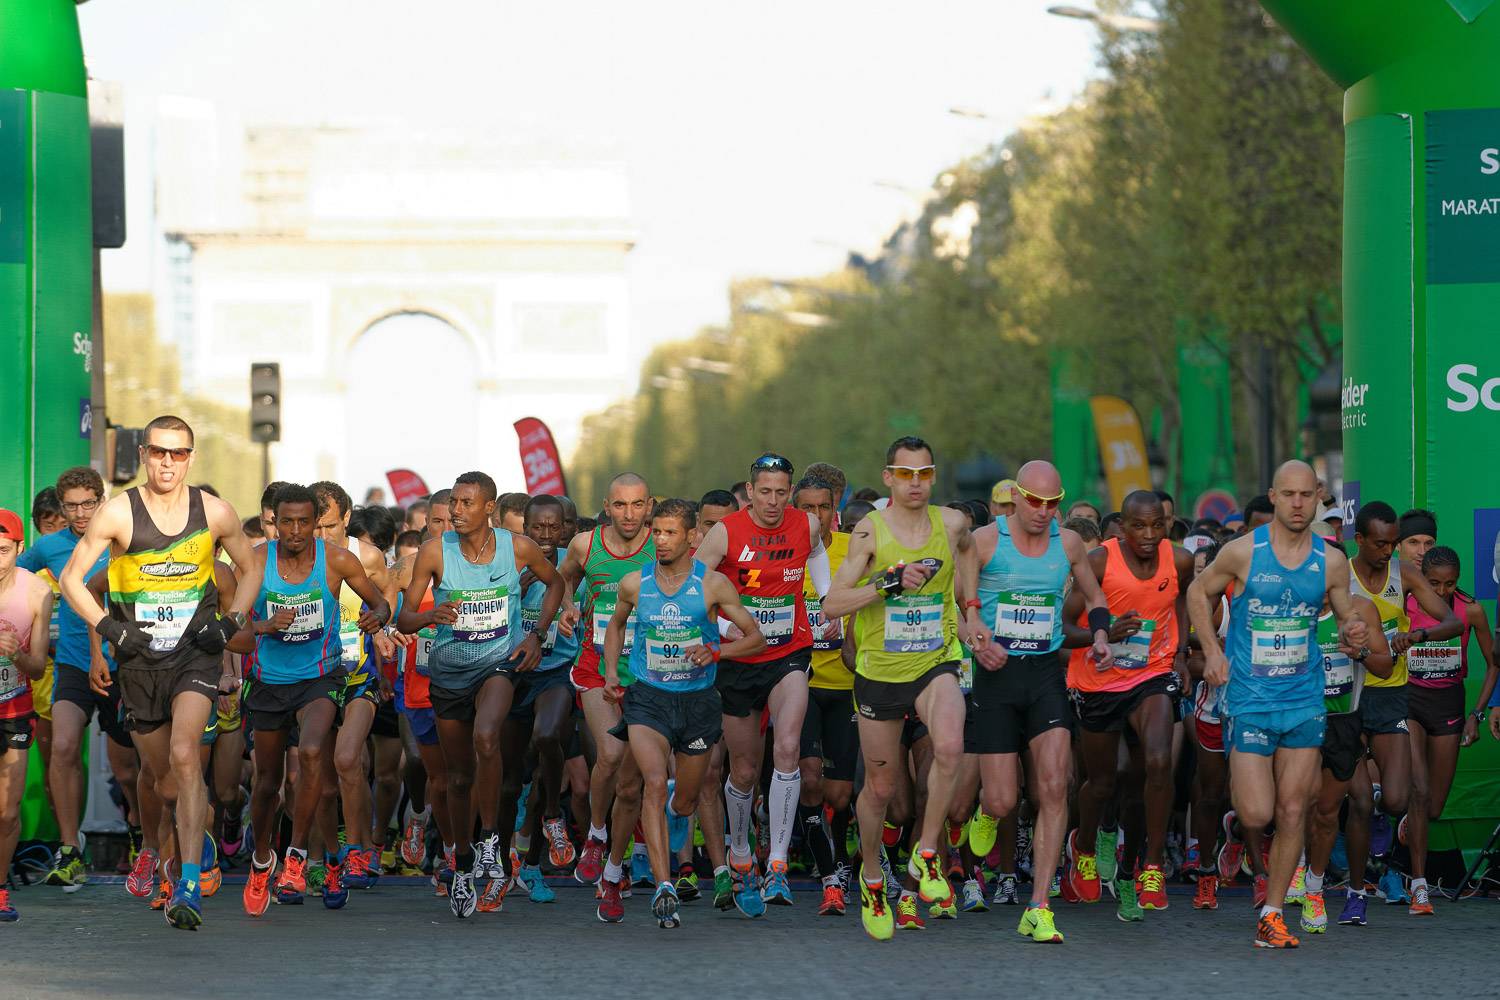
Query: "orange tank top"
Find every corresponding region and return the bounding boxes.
[1068,538,1179,693]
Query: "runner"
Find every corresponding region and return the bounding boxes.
[259,482,290,541]
[696,490,738,542]
[1187,460,1369,949]
[820,437,977,940]
[963,459,1113,944]
[24,489,64,841]
[396,471,564,918]
[603,498,766,927]
[1397,508,1438,567]
[0,509,56,922]
[693,453,831,908]
[557,473,654,910]
[59,415,264,929]
[1062,489,1193,914]
[230,483,389,916]
[1343,499,1459,919]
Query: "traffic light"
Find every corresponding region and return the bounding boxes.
[250,362,281,443]
[108,426,142,484]
[1306,361,1341,457]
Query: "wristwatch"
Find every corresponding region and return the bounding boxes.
[1352,646,1371,663]
[227,611,249,630]
[1472,708,1487,723]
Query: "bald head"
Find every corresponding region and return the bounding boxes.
[1016,460,1062,495]
[1269,460,1318,533]
[1271,460,1316,493]
[608,471,649,498]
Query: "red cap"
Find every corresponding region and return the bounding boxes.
[0,509,23,541]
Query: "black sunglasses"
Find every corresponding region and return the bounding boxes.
[750,453,794,476]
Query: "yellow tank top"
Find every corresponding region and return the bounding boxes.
[339,538,373,685]
[806,531,851,689]
[853,508,960,684]
[1351,557,1409,687]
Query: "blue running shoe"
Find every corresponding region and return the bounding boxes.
[1338,891,1368,926]
[731,858,766,919]
[515,782,530,833]
[762,859,793,906]
[165,879,203,930]
[1370,812,1393,858]
[652,880,681,928]
[521,864,555,903]
[1330,833,1348,877]
[322,859,349,909]
[667,780,690,854]
[1378,869,1408,905]
[0,887,16,922]
[340,845,373,890]
[201,831,218,869]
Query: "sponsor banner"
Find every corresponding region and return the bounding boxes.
[385,469,430,507]
[1088,395,1151,511]
[514,417,567,497]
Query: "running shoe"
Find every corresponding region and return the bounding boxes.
[1370,809,1393,857]
[1116,878,1143,922]
[620,861,635,896]
[1192,873,1219,910]
[1255,910,1299,949]
[200,863,222,899]
[450,869,477,919]
[165,878,203,931]
[1286,863,1306,905]
[713,868,734,910]
[576,835,606,884]
[200,831,218,869]
[929,891,958,919]
[1095,827,1119,883]
[475,834,504,880]
[363,847,383,886]
[221,811,245,859]
[877,846,901,901]
[1064,830,1101,903]
[819,883,846,915]
[1050,869,1063,898]
[895,893,925,930]
[243,854,275,917]
[1301,890,1327,933]
[730,855,766,918]
[401,814,428,867]
[1378,869,1409,904]
[1136,864,1168,910]
[945,847,965,881]
[342,845,373,890]
[306,862,327,896]
[521,865,555,903]
[908,844,950,904]
[150,877,170,910]
[476,875,510,913]
[1183,844,1201,879]
[968,806,999,858]
[0,887,16,922]
[274,853,308,905]
[126,847,159,898]
[45,846,87,891]
[1018,904,1063,943]
[322,861,348,909]
[834,860,853,899]
[652,880,681,928]
[675,863,700,902]
[860,878,893,940]
[992,873,1020,906]
[631,842,654,887]
[1409,881,1434,916]
[960,877,988,912]
[1338,891,1368,926]
[433,847,456,897]
[543,816,576,868]
[1216,811,1243,885]
[763,858,793,906]
[1397,812,1409,846]
[597,877,625,923]
[1252,873,1268,909]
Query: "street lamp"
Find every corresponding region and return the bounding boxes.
[1046,5,1162,33]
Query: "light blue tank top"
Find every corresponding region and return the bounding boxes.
[253,540,341,683]
[977,519,1070,655]
[430,529,522,687]
[1226,525,1326,715]
[628,560,720,693]
[522,551,578,672]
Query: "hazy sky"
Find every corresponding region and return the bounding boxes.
[79,0,1099,352]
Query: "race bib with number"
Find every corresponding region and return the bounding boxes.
[1250,615,1314,676]
[1108,618,1156,670]
[340,614,363,669]
[0,655,23,703]
[592,594,636,656]
[413,625,436,675]
[451,587,509,643]
[958,648,974,693]
[992,591,1057,651]
[522,607,559,654]
[134,592,199,653]
[883,593,945,653]
[266,589,325,643]
[807,597,843,652]
[1407,636,1463,682]
[1321,643,1354,700]
[644,625,706,687]
[744,595,796,646]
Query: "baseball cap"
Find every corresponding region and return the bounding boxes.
[0,509,24,541]
[991,479,1017,505]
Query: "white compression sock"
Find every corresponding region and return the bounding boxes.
[725,779,754,860]
[767,769,801,863]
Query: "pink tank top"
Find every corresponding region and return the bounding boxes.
[0,569,38,718]
[1405,592,1471,689]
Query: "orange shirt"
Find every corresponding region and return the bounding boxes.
[1068,538,1179,693]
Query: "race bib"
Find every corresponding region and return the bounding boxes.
[1321,643,1354,699]
[48,602,60,647]
[0,655,23,702]
[807,596,843,652]
[993,591,1057,651]
[134,592,199,653]
[958,648,974,693]
[744,595,796,646]
[340,615,364,669]
[413,625,436,675]
[451,587,509,643]
[644,625,705,686]
[266,589,325,643]
[1407,636,1463,681]
[522,606,559,654]
[591,594,636,656]
[1250,615,1314,677]
[883,593,945,653]
[1108,618,1156,670]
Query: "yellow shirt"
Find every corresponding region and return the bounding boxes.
[1351,558,1409,688]
[806,531,852,689]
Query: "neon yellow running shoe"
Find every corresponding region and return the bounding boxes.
[968,807,999,859]
[907,844,951,904]
[1287,863,1306,906]
[1017,904,1064,943]
[860,878,893,941]
[1300,890,1327,933]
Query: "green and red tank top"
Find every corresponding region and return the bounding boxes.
[577,525,654,682]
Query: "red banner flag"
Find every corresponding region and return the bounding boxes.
[514,417,568,496]
[385,468,430,507]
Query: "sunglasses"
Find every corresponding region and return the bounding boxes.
[144,445,194,462]
[750,453,794,476]
[887,465,936,482]
[1015,483,1065,510]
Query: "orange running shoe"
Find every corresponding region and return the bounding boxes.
[344,847,372,888]
[275,852,308,905]
[1064,830,1100,903]
[243,855,275,917]
[1255,910,1299,949]
[477,876,511,913]
[149,877,171,911]
[1192,873,1219,910]
[1136,864,1168,910]
[1409,881,1434,916]
[818,883,846,916]
[543,817,576,868]
[200,864,222,898]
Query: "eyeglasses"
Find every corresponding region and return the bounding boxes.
[886,465,936,482]
[750,454,794,476]
[1015,483,1065,510]
[144,445,193,462]
[61,498,101,513]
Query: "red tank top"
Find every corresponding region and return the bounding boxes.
[716,506,813,662]
[1068,538,1179,693]
[403,589,434,709]
[0,569,37,719]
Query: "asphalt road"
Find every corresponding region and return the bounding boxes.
[5,879,1499,999]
